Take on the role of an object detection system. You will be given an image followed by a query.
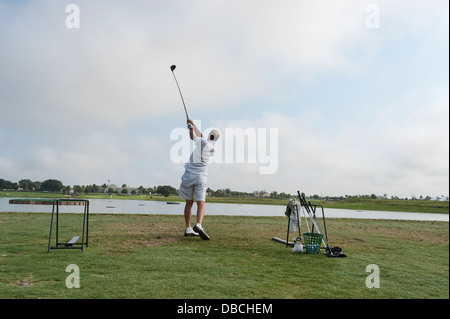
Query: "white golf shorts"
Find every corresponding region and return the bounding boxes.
[179,172,207,202]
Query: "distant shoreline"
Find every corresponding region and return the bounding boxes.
[1,191,448,214]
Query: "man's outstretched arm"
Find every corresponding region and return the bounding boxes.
[187,119,203,141]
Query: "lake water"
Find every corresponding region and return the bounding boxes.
[0,197,448,222]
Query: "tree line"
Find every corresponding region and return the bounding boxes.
[1,178,292,199]
[2,178,446,200]
[1,178,44,192]
[0,178,178,197]
[206,188,293,199]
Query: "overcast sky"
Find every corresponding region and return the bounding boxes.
[0,0,448,198]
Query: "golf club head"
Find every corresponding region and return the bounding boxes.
[170,65,176,72]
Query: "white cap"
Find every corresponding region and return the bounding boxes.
[208,129,221,142]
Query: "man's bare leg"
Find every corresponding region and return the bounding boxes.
[196,201,205,225]
[184,199,194,228]
[193,201,209,240]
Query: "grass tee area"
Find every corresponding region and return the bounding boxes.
[0,212,448,299]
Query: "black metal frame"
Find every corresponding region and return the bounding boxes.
[297,191,331,252]
[280,192,329,250]
[47,199,89,253]
[273,191,346,257]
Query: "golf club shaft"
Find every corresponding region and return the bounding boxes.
[171,69,189,119]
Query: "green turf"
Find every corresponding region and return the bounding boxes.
[0,212,448,299]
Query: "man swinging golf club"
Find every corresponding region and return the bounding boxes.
[179,119,220,239]
[170,64,220,239]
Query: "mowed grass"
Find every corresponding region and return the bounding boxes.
[0,212,448,299]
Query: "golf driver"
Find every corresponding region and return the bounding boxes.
[170,65,190,121]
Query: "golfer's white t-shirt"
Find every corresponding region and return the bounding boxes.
[184,137,215,175]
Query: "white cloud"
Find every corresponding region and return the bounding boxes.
[0,0,382,131]
[0,0,448,198]
[203,85,449,197]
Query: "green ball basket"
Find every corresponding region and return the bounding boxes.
[303,232,323,254]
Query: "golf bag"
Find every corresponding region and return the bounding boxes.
[274,191,347,257]
[296,191,346,257]
[284,199,303,252]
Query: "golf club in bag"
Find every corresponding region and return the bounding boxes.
[296,191,346,257]
[273,191,347,257]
